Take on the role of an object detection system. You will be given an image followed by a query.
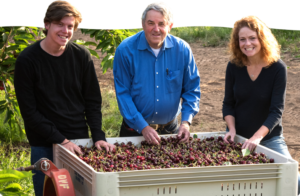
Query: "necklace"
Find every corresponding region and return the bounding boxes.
[250,74,255,78]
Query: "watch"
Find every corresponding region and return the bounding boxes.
[181,121,190,126]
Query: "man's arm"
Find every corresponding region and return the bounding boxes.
[113,48,149,133]
[14,56,66,144]
[178,44,201,142]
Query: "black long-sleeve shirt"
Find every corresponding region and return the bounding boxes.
[14,40,106,147]
[222,60,287,141]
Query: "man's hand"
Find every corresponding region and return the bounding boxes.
[95,140,116,152]
[177,121,190,143]
[141,126,161,145]
[61,139,83,155]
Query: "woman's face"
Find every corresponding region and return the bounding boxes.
[238,27,261,59]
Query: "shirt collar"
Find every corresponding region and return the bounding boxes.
[138,31,174,51]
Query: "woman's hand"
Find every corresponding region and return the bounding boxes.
[242,126,269,151]
[242,135,263,151]
[224,129,236,143]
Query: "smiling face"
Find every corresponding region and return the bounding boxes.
[238,27,262,60]
[142,10,173,49]
[45,16,75,49]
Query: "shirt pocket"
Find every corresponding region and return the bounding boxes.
[166,70,182,93]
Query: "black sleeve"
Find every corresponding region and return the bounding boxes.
[14,56,66,144]
[81,52,106,143]
[222,62,236,119]
[263,61,287,133]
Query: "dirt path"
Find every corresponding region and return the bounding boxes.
[72,30,300,165]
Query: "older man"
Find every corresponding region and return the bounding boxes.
[113,3,200,144]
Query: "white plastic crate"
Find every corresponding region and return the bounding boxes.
[53,132,298,196]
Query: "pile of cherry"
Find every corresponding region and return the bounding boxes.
[76,136,274,172]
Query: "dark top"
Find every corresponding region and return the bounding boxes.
[222,60,287,141]
[14,40,106,147]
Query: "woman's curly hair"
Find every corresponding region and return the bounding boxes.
[229,16,280,67]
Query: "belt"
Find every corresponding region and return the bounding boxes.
[123,118,176,132]
[149,118,175,130]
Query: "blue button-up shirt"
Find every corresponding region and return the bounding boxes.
[113,31,200,133]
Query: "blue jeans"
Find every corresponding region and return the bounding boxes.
[225,128,300,194]
[31,146,53,196]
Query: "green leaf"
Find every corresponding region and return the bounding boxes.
[242,148,251,157]
[73,39,85,45]
[5,44,20,52]
[3,108,13,124]
[223,161,232,166]
[2,32,8,42]
[193,134,198,139]
[2,58,16,65]
[84,41,97,47]
[7,64,15,72]
[2,183,23,192]
[0,105,8,114]
[14,34,35,41]
[96,39,111,50]
[0,100,7,105]
[0,169,33,183]
[88,49,99,59]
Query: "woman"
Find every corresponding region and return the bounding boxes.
[222,16,299,194]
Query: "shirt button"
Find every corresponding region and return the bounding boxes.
[157,99,159,101]
[156,112,158,114]
[157,86,159,88]
[152,121,154,123]
[156,72,158,74]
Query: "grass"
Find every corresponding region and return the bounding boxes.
[0,141,34,195]
[101,88,122,138]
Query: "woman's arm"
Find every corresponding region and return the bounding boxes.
[242,126,269,151]
[224,115,236,143]
[222,62,237,143]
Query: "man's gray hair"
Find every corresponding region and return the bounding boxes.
[142,3,173,24]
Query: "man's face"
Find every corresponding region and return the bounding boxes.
[142,10,173,49]
[45,16,75,48]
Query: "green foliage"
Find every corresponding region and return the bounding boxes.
[79,29,137,73]
[0,169,33,183]
[0,27,45,142]
[0,143,33,195]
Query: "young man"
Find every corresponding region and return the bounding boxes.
[14,1,114,195]
[113,3,201,144]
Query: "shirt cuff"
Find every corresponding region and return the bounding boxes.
[181,113,193,125]
[125,114,149,134]
[46,131,66,144]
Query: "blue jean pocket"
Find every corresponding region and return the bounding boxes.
[166,70,182,93]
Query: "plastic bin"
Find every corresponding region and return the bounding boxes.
[53,132,298,196]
